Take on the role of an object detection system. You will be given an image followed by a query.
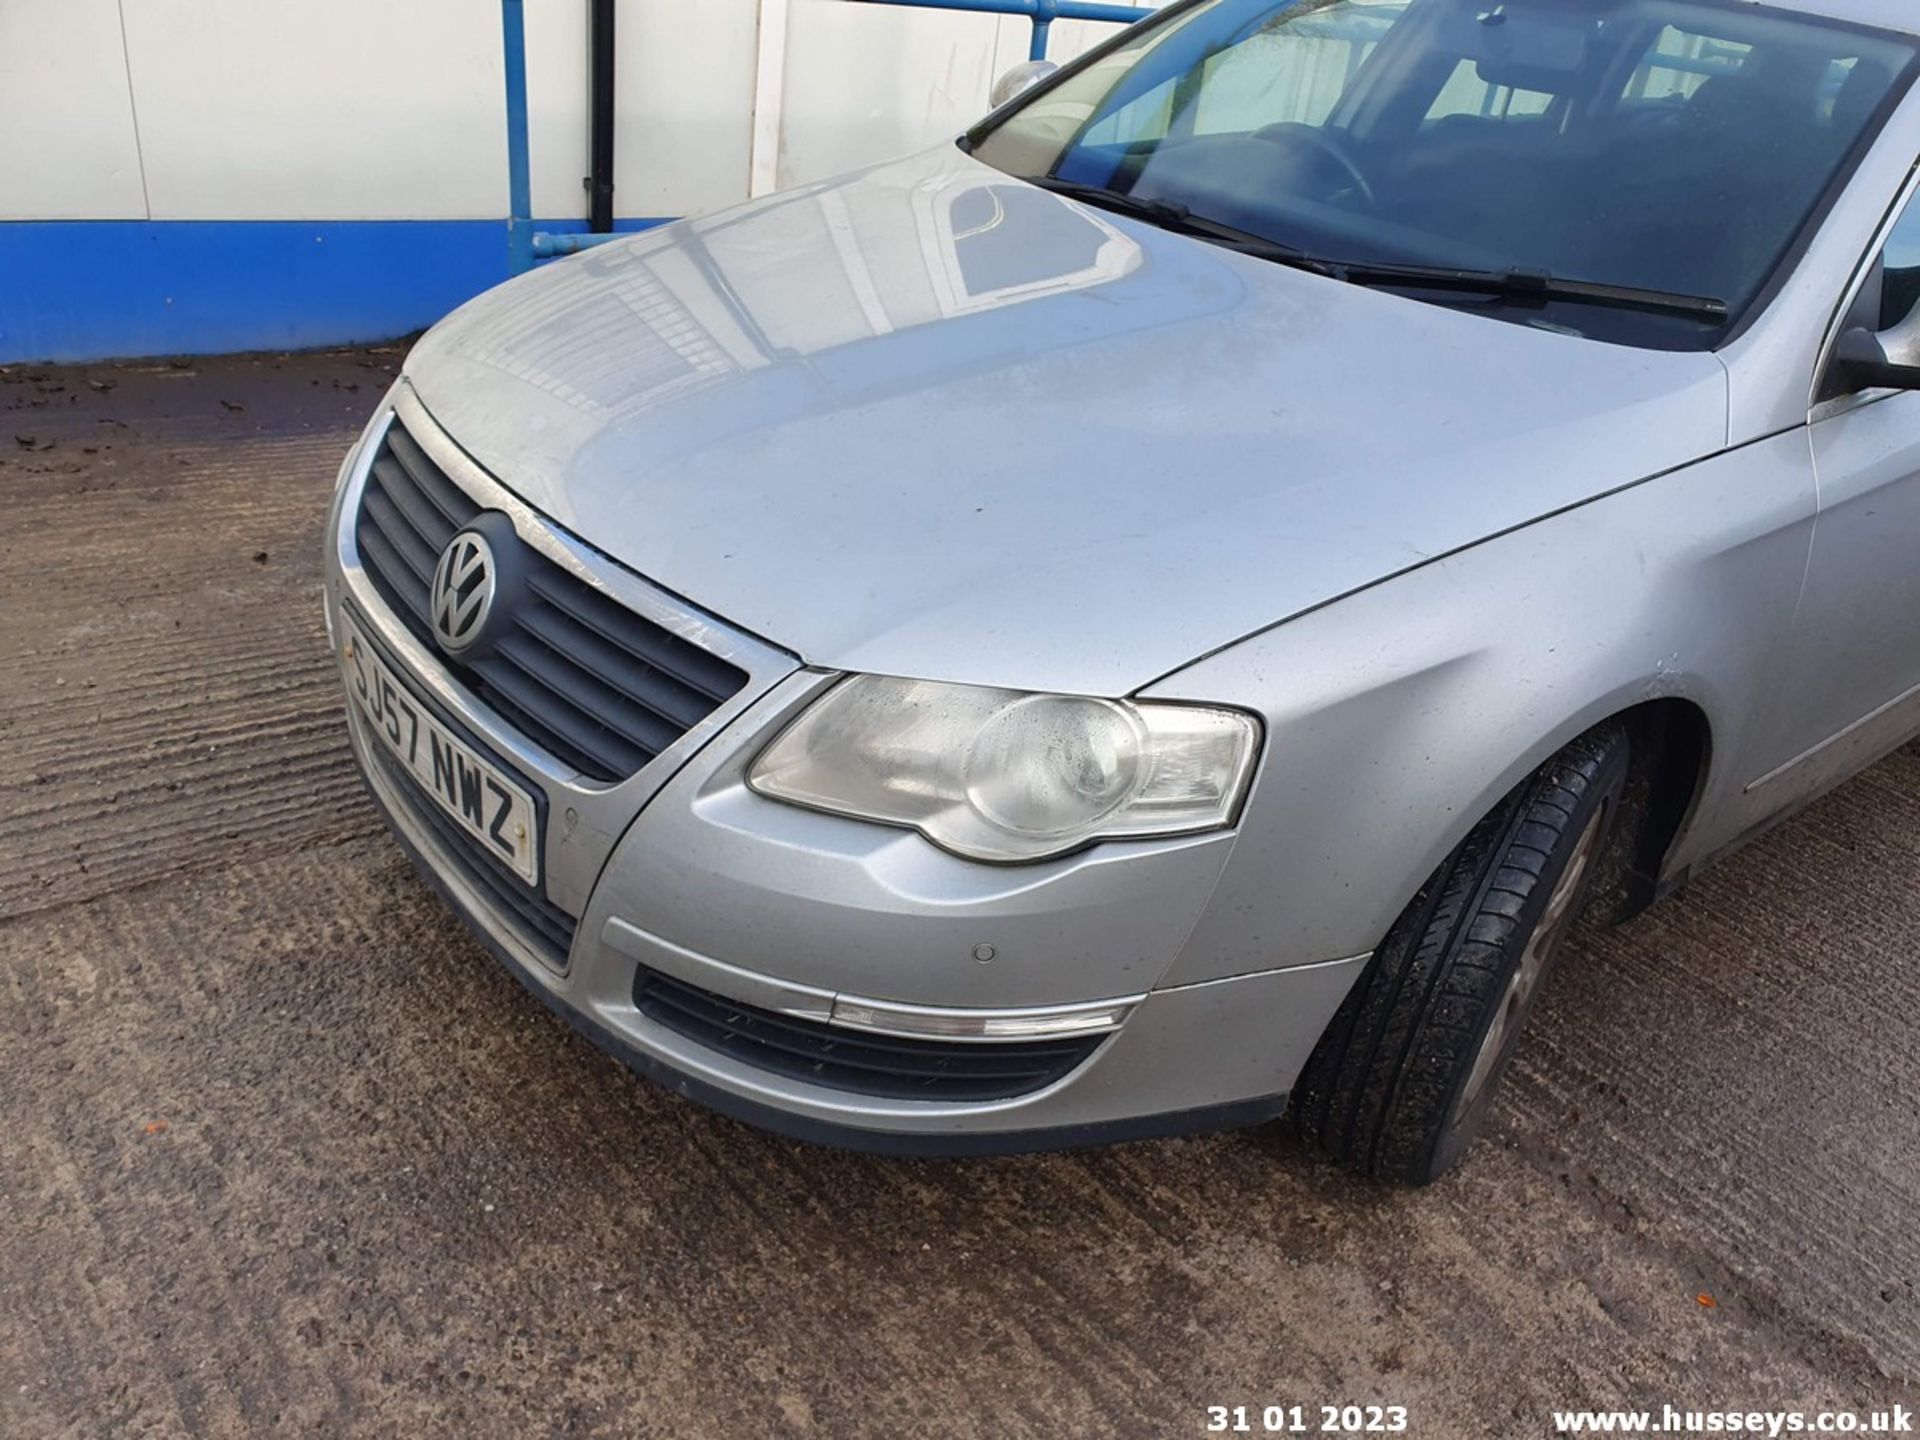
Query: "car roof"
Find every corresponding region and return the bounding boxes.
[1743,0,1920,39]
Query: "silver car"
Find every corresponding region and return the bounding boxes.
[325,0,1920,1182]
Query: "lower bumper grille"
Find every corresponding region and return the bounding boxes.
[632,968,1104,1102]
[363,730,577,970]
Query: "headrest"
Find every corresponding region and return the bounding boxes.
[1834,58,1897,135]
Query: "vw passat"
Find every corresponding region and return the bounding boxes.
[327,0,1920,1182]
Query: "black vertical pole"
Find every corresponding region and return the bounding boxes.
[588,0,616,232]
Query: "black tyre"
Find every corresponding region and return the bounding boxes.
[1290,722,1630,1185]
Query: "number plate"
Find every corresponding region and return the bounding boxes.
[341,618,540,884]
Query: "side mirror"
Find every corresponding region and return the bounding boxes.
[990,59,1058,109]
[1833,321,1920,394]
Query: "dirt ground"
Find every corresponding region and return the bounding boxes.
[2,349,1916,1439]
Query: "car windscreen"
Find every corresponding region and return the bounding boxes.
[967,0,1917,347]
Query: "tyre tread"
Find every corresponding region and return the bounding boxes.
[1289,724,1628,1183]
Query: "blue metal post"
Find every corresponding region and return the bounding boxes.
[501,0,534,275]
[1029,0,1054,59]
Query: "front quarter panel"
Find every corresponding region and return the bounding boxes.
[1146,429,1818,988]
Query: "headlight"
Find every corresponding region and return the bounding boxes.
[747,676,1260,863]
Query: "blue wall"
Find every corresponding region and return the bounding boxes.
[0,217,667,364]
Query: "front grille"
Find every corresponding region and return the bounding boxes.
[364,733,578,970]
[633,968,1104,1102]
[354,416,749,784]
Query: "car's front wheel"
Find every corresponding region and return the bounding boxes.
[1289,722,1630,1185]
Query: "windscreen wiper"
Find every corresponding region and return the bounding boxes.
[1303,260,1730,322]
[1025,177,1728,323]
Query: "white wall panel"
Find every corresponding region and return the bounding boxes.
[620,0,758,215]
[776,1,1007,191]
[11,0,1150,225]
[526,2,593,219]
[528,0,759,221]
[1041,18,1134,69]
[0,0,147,220]
[121,0,506,219]
[774,1,1130,192]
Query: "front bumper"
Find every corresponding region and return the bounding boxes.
[355,723,1359,1151]
[328,384,1370,1152]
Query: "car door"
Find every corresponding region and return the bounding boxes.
[1761,174,1920,806]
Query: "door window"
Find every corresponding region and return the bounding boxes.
[1625,24,1751,102]
[1880,187,1920,330]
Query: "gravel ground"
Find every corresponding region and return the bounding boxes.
[2,350,1916,1439]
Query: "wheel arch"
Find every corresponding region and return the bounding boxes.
[1587,696,1714,923]
[1373,688,1719,934]
[1146,638,1732,990]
